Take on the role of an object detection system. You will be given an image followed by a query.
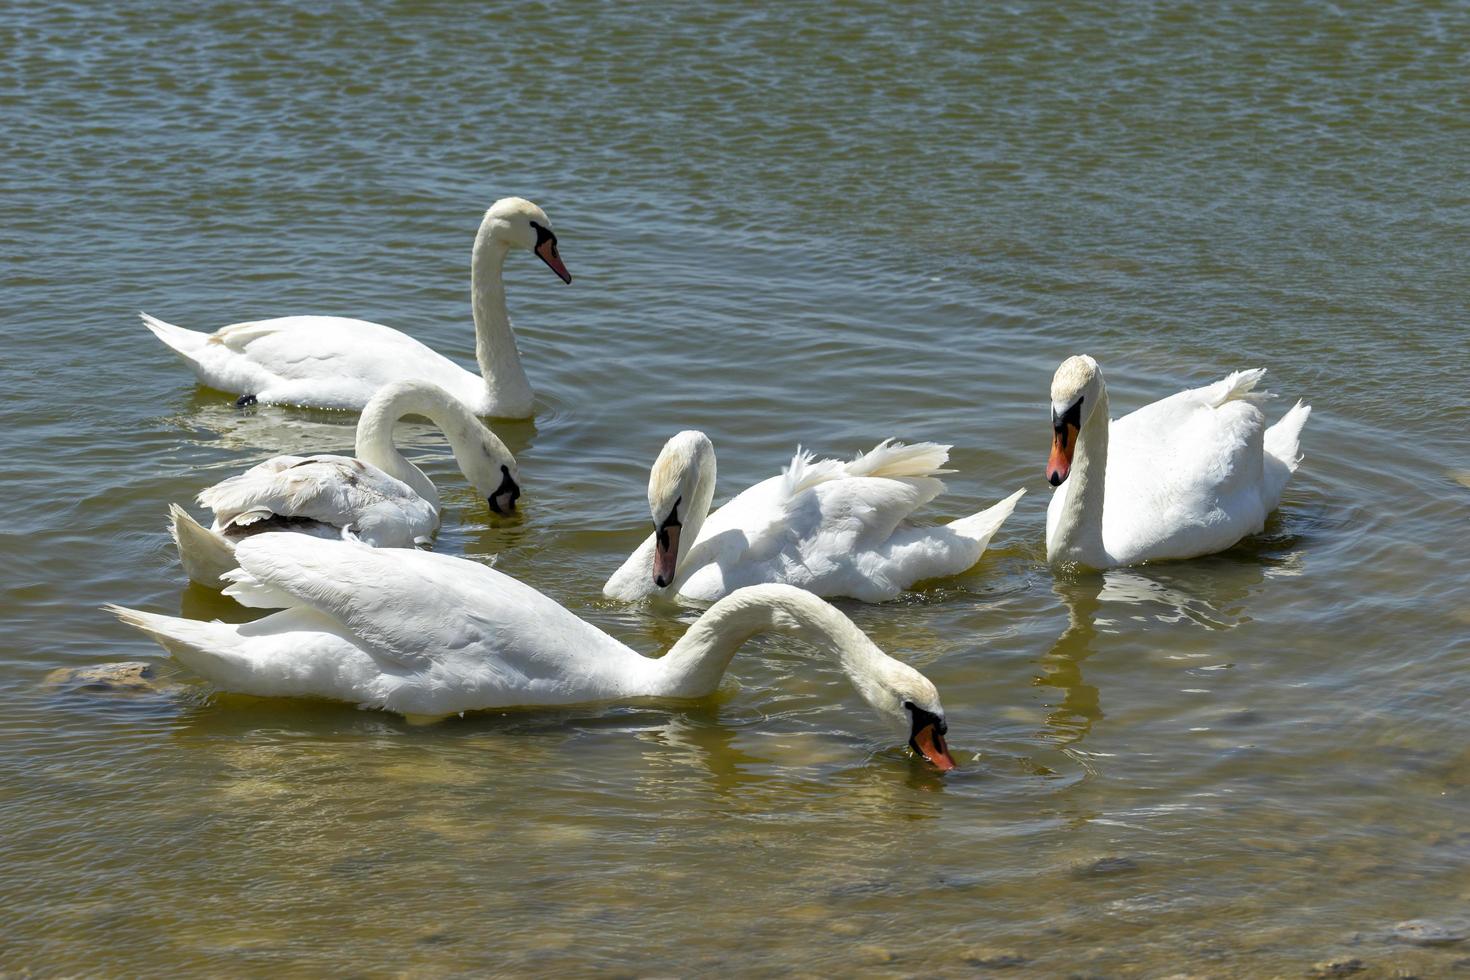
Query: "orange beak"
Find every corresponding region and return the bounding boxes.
[535,237,572,284]
[1047,423,1078,487]
[910,721,956,771]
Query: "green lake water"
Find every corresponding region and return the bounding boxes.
[3,1,1468,975]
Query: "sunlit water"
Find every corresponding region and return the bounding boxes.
[3,2,1468,975]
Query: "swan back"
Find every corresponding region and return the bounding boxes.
[224,534,647,714]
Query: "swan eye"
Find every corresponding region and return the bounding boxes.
[1052,399,1087,431]
[903,701,947,735]
[655,497,682,549]
[1052,398,1083,444]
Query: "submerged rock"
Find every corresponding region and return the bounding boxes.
[959,946,1027,968]
[44,661,179,696]
[1311,957,1366,977]
[1070,855,1141,878]
[1392,919,1468,946]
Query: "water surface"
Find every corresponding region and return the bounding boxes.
[3,1,1468,975]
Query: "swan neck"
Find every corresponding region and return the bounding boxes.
[356,386,496,509]
[652,586,881,698]
[471,230,533,413]
[1050,385,1110,565]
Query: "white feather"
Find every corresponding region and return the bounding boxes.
[1046,361,1312,568]
[108,537,951,763]
[606,434,1023,603]
[138,197,566,416]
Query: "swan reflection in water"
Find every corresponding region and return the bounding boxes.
[1037,541,1299,753]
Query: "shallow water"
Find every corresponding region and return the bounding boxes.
[3,1,1468,975]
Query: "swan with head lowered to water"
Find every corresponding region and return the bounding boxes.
[604,431,1024,603]
[108,534,958,770]
[1044,355,1311,570]
[140,197,571,416]
[169,379,520,589]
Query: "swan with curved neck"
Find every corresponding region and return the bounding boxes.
[1045,355,1311,569]
[140,197,570,416]
[605,430,1024,603]
[109,536,957,770]
[169,379,519,590]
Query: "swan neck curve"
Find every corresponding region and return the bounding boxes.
[471,226,534,415]
[651,585,884,699]
[356,384,500,509]
[1048,383,1111,566]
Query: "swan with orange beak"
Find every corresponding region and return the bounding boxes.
[1044,354,1312,569]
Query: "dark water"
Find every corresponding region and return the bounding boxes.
[3,2,1468,975]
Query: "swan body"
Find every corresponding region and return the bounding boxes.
[109,535,957,769]
[141,197,571,415]
[170,380,519,589]
[605,431,1025,603]
[1044,356,1311,569]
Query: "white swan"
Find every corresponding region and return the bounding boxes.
[140,197,570,416]
[1045,355,1311,569]
[170,380,519,589]
[108,534,958,770]
[604,431,1025,603]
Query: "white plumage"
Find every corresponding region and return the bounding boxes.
[170,380,519,589]
[605,431,1024,603]
[1045,356,1312,569]
[108,535,956,767]
[139,197,571,416]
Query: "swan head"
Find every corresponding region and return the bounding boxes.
[455,418,521,515]
[647,430,716,590]
[1047,355,1102,487]
[482,197,572,284]
[853,655,955,772]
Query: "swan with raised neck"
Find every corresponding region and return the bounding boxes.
[138,196,571,416]
[605,429,1025,603]
[1044,354,1312,569]
[467,196,571,416]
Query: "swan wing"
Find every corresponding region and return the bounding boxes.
[149,314,483,410]
[726,443,950,559]
[679,467,945,601]
[1103,372,1270,560]
[198,455,432,547]
[227,535,638,694]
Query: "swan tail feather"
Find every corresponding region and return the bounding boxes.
[106,604,251,685]
[169,503,238,589]
[1262,400,1312,505]
[140,312,209,358]
[947,487,1025,549]
[781,448,847,496]
[221,563,306,610]
[1203,368,1270,407]
[845,439,955,479]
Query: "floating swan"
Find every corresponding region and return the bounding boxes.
[1045,356,1311,569]
[170,380,519,589]
[604,431,1025,603]
[140,197,570,416]
[108,534,957,770]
